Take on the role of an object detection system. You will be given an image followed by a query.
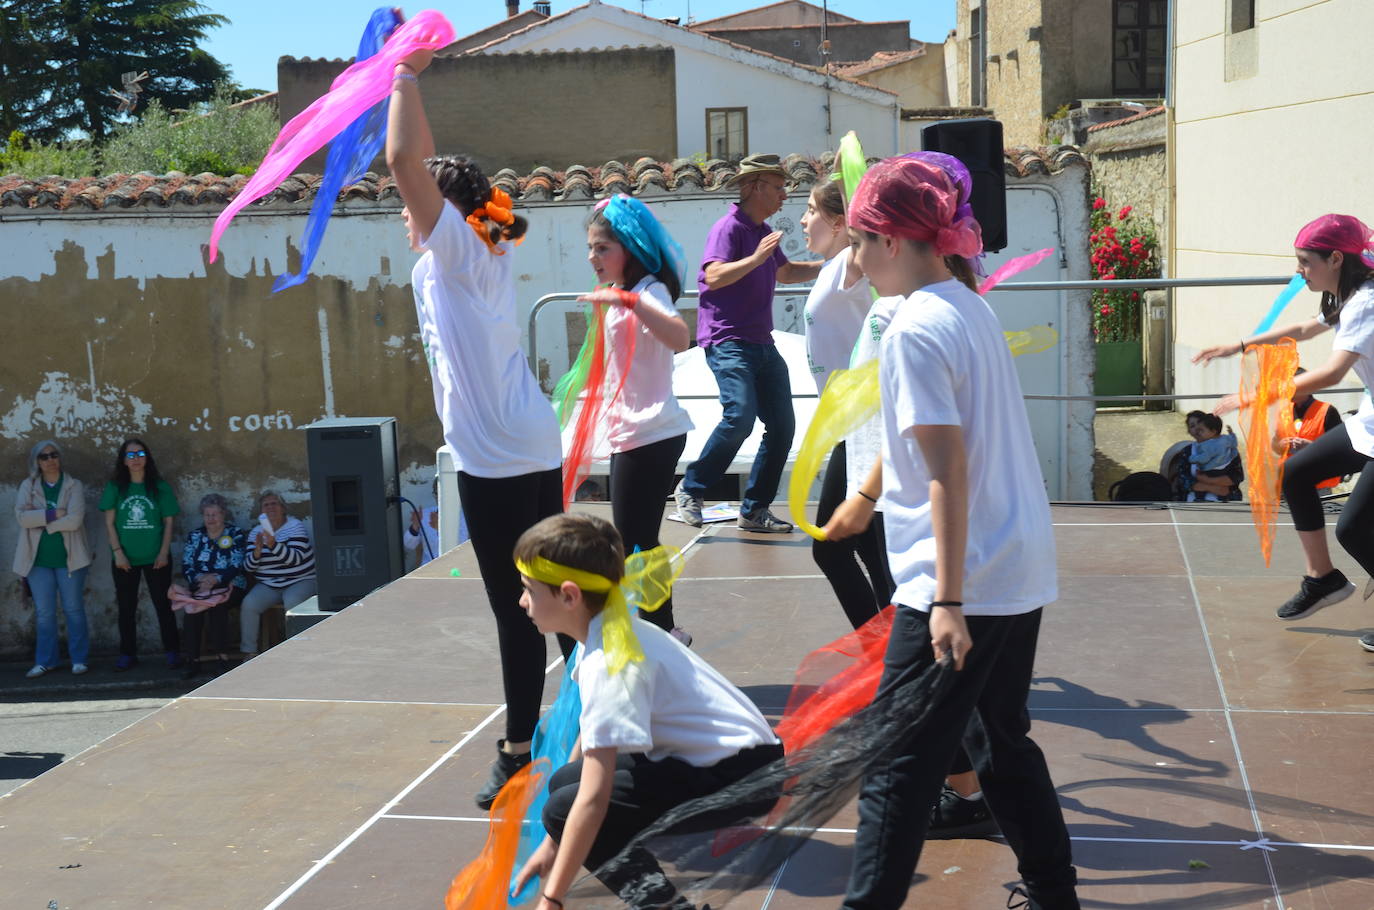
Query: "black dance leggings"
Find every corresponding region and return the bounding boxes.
[1282,423,1374,574]
[812,442,895,630]
[610,433,688,632]
[457,468,572,744]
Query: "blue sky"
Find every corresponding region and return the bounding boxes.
[200,1,957,94]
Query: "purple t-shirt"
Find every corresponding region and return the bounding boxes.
[696,204,789,347]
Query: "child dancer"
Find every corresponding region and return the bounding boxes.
[580,195,695,643]
[1196,213,1374,629]
[826,157,1079,909]
[800,175,894,630]
[386,48,566,809]
[510,514,782,910]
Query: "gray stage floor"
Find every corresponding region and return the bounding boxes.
[3,502,1373,909]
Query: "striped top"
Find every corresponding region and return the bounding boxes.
[244,516,317,588]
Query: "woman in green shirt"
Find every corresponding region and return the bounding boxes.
[100,437,180,671]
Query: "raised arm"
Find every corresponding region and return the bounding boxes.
[385,50,443,240]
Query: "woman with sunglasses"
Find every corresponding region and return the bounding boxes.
[99,438,180,671]
[13,440,92,677]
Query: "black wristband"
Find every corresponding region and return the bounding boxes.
[857,490,878,503]
[543,896,564,909]
[930,600,963,608]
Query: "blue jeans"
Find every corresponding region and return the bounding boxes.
[682,341,795,516]
[27,565,90,667]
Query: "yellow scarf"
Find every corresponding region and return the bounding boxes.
[516,546,684,675]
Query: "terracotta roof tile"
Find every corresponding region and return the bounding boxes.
[833,48,927,78]
[0,148,1085,212]
[1086,105,1166,133]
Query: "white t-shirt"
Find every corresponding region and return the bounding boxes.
[845,294,904,499]
[804,253,873,393]
[574,612,777,766]
[411,202,561,477]
[1331,282,1374,457]
[603,277,694,454]
[879,278,1057,615]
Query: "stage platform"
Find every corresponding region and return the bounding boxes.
[3,502,1373,909]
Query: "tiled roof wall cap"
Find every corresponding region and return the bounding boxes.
[1086,105,1166,133]
[0,148,1084,211]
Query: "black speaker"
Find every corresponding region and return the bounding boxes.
[303,417,404,611]
[921,118,1008,253]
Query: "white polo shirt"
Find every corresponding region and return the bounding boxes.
[411,202,561,478]
[879,278,1057,615]
[574,612,777,766]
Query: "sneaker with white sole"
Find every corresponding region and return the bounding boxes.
[71,663,89,675]
[25,665,48,679]
[674,481,704,527]
[670,627,693,648]
[1276,569,1355,620]
[738,509,793,533]
[1360,632,1374,653]
[927,785,999,839]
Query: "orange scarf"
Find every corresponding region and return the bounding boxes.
[465,186,521,254]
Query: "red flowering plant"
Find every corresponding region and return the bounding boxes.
[1089,194,1159,342]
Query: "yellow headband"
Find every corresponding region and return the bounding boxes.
[516,546,683,675]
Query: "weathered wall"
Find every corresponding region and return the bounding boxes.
[278,47,678,175]
[852,50,948,108]
[1083,110,1167,257]
[692,2,860,29]
[1172,0,1374,411]
[696,23,913,67]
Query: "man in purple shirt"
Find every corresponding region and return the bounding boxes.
[674,154,823,531]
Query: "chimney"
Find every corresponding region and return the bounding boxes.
[533,1,551,15]
[506,0,519,17]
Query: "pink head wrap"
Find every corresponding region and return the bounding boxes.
[1294,214,1374,267]
[847,157,983,260]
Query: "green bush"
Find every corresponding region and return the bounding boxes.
[0,130,99,177]
[100,87,277,176]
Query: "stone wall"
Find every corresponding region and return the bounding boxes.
[277,47,678,175]
[696,22,913,67]
[1082,108,1167,260]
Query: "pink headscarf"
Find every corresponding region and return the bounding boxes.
[847,157,983,260]
[1294,214,1374,267]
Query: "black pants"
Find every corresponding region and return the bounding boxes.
[113,562,177,658]
[182,587,242,662]
[457,468,572,744]
[811,443,894,630]
[543,742,784,908]
[611,433,687,632]
[1283,423,1374,572]
[843,607,1078,910]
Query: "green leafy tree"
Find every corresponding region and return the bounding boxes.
[0,1,53,136]
[21,0,230,142]
[0,129,98,176]
[101,86,277,176]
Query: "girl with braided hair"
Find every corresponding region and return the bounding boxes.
[386,47,567,810]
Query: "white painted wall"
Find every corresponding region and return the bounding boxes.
[1172,0,1374,414]
[478,7,899,160]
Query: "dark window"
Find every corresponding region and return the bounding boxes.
[705,108,747,162]
[970,5,985,107]
[1230,0,1255,33]
[1112,0,1167,96]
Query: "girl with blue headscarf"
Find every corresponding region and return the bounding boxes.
[579,195,695,645]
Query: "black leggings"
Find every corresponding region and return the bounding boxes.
[457,468,571,744]
[1283,422,1374,574]
[610,434,687,632]
[182,587,242,661]
[113,562,177,658]
[812,443,895,630]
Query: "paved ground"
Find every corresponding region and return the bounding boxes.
[2,501,1372,909]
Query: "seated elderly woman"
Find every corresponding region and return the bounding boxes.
[240,489,317,657]
[172,493,246,679]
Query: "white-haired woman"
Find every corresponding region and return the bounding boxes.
[240,490,317,656]
[178,493,246,679]
[13,440,92,676]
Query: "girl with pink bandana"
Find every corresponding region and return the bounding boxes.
[825,156,1080,910]
[1196,214,1374,638]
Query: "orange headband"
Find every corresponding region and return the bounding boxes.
[466,186,521,254]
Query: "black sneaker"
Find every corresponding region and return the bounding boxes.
[1360,632,1374,653]
[475,740,531,810]
[1276,569,1355,620]
[927,785,999,839]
